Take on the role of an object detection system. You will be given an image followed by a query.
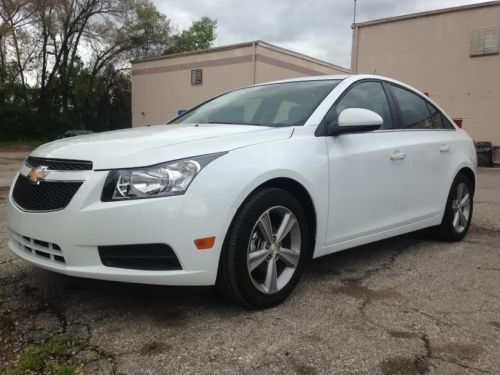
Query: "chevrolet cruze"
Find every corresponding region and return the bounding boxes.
[6,75,476,308]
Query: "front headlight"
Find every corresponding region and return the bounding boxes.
[101,152,226,201]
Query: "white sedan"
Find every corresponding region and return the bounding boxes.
[6,75,476,308]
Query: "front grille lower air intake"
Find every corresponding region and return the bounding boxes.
[26,157,93,171]
[12,174,82,211]
[98,244,182,271]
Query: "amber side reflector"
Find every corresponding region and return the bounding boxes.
[194,237,216,250]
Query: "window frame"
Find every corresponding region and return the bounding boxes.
[316,79,398,136]
[387,83,456,131]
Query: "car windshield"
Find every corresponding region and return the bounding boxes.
[170,80,341,127]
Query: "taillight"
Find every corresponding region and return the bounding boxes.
[453,118,463,128]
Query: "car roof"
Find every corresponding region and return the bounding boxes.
[254,74,423,97]
[255,74,410,86]
[258,75,351,85]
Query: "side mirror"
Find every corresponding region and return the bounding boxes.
[331,108,383,136]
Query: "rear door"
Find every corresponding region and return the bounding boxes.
[325,80,414,246]
[388,84,457,220]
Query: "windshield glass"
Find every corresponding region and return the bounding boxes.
[170,80,341,127]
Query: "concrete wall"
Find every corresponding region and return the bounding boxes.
[131,42,348,127]
[352,3,500,146]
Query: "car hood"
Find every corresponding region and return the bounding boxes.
[31,124,294,169]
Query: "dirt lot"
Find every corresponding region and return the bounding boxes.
[0,148,499,374]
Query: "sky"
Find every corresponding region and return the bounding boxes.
[153,0,488,68]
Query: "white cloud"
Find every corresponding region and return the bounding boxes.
[153,0,488,68]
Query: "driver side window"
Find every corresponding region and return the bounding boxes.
[335,81,393,129]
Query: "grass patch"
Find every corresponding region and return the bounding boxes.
[7,334,85,375]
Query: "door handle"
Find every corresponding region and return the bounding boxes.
[390,150,407,160]
[440,145,450,153]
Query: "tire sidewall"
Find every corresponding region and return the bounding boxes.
[229,188,309,308]
[442,174,474,241]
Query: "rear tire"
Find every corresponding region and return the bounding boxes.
[435,173,473,241]
[217,188,309,308]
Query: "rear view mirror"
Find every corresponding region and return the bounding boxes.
[331,108,383,136]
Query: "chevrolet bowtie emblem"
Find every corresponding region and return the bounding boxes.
[27,166,49,184]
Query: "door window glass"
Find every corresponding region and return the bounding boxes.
[335,82,392,129]
[426,102,455,129]
[391,85,433,129]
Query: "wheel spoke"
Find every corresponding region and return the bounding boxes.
[264,255,278,293]
[257,211,274,244]
[275,212,297,243]
[461,193,470,207]
[278,247,300,268]
[459,211,467,226]
[248,249,270,272]
[453,211,460,228]
[456,183,464,201]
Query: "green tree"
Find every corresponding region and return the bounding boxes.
[170,16,216,54]
[121,0,171,60]
[0,0,217,141]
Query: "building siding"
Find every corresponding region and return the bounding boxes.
[353,3,500,146]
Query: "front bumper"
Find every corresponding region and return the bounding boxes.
[6,166,234,286]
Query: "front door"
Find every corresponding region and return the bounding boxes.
[324,81,413,247]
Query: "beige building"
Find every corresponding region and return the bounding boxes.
[351,1,500,147]
[131,41,349,127]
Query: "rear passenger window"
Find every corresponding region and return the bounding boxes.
[335,82,393,129]
[391,85,433,129]
[426,102,455,129]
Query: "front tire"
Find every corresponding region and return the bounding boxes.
[436,173,473,241]
[217,188,309,308]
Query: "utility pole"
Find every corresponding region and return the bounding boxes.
[351,0,359,73]
[353,0,358,25]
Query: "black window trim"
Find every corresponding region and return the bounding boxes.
[316,79,457,136]
[387,82,456,132]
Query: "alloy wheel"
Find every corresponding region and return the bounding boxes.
[451,182,471,233]
[247,206,302,294]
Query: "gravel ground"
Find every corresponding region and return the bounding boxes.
[0,148,499,374]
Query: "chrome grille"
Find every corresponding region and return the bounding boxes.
[26,157,92,171]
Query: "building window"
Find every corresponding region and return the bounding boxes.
[470,26,500,57]
[191,69,203,85]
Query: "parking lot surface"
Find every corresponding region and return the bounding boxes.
[1,147,499,374]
